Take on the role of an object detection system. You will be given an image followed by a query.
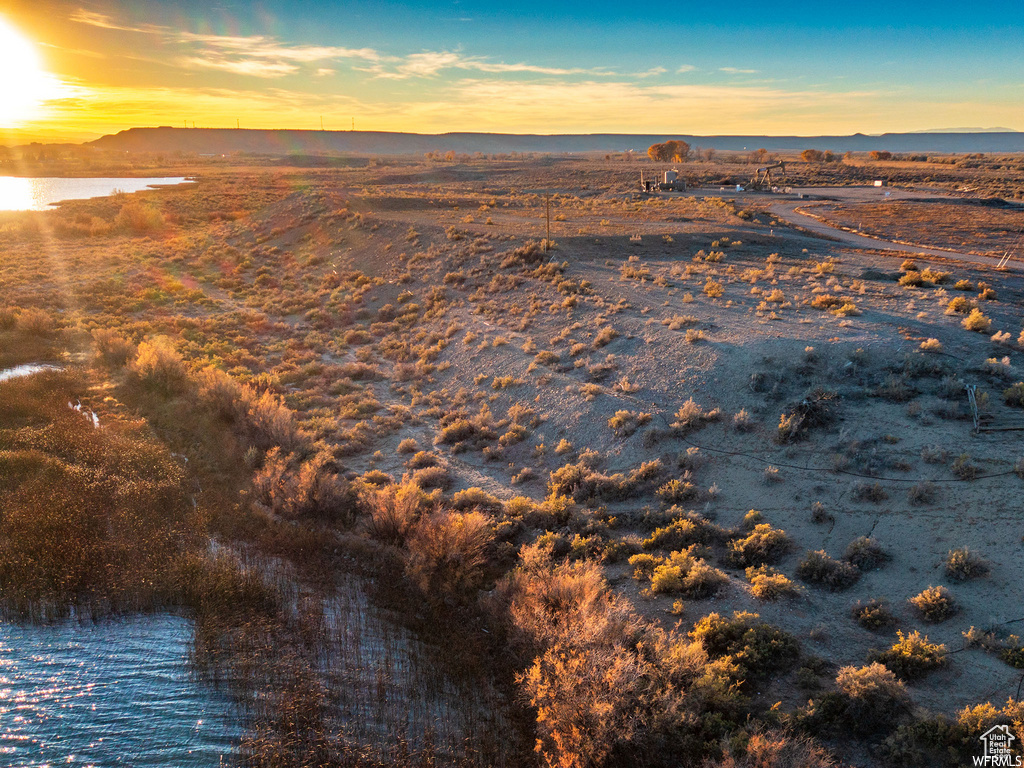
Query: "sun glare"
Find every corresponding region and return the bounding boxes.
[0,18,60,126]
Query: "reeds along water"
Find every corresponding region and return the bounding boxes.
[202,546,520,767]
[0,341,526,765]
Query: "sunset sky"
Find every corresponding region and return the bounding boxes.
[2,0,1022,143]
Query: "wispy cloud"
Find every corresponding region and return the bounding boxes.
[177,33,381,64]
[69,9,161,34]
[70,8,620,82]
[720,67,758,74]
[181,57,301,78]
[635,67,667,78]
[677,65,697,74]
[360,50,612,79]
[176,33,382,78]
[39,41,107,59]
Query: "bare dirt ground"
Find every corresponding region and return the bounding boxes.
[327,162,1024,720]
[807,197,1024,261]
[767,188,1020,268]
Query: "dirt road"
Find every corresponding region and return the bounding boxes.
[767,187,1016,270]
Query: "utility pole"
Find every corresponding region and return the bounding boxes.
[320,115,324,131]
[545,195,551,249]
[351,117,355,131]
[236,118,239,129]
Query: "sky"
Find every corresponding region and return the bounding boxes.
[1,0,1022,143]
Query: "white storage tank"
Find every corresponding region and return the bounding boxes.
[664,169,677,184]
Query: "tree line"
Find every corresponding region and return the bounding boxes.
[646,142,900,164]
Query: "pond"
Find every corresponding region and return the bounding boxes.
[0,615,239,767]
[0,364,62,383]
[0,177,193,212]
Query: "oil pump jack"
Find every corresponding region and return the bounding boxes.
[749,160,786,190]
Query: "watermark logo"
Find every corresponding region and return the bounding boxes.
[975,724,1022,767]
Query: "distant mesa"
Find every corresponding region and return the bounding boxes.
[84,126,1024,156]
[909,126,1018,134]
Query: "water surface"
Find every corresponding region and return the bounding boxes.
[0,364,61,382]
[0,177,192,212]
[0,615,238,767]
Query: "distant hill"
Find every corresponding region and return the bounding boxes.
[907,127,1018,134]
[86,127,1024,155]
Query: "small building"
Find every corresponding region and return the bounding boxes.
[642,168,686,192]
[873,180,887,187]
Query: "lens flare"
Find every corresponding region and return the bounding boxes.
[0,18,62,126]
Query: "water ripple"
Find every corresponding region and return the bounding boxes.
[0,615,238,767]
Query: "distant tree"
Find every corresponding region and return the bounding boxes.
[801,149,825,163]
[823,151,837,163]
[869,150,893,161]
[704,147,716,162]
[647,140,690,163]
[752,148,770,164]
[669,140,690,162]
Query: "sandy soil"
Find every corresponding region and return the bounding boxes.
[337,167,1024,721]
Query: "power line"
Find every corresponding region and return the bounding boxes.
[677,434,1017,484]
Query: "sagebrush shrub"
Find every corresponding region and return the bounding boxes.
[253,448,354,523]
[649,549,728,598]
[129,338,190,396]
[451,486,504,513]
[746,566,799,600]
[690,611,799,679]
[852,599,896,630]
[728,524,790,567]
[962,308,992,333]
[92,328,134,368]
[870,631,947,679]
[844,537,889,570]
[405,510,494,600]
[833,663,911,732]
[708,728,838,768]
[361,481,426,545]
[671,399,721,433]
[14,307,55,335]
[909,585,957,622]
[945,548,989,581]
[115,199,165,232]
[951,454,979,480]
[1004,382,1024,407]
[796,550,860,590]
[656,478,697,504]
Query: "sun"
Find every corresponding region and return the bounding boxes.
[0,18,60,127]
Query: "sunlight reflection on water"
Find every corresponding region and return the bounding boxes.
[0,177,192,211]
[0,364,61,382]
[0,615,238,767]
